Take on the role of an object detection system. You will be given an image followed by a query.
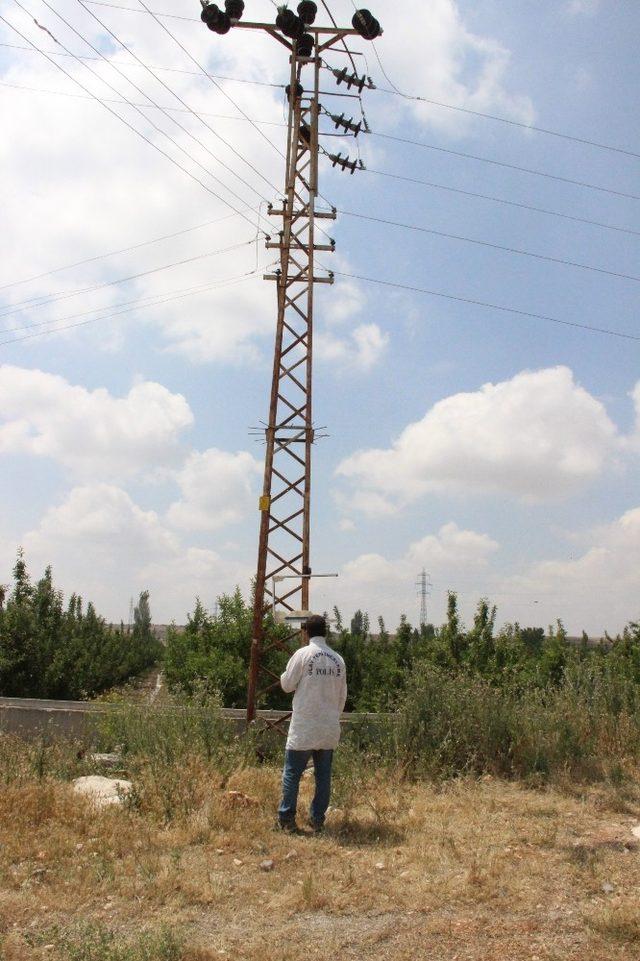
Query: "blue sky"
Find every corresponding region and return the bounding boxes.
[0,0,638,635]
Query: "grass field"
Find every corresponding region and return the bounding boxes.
[2,727,640,961]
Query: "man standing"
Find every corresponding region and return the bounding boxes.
[277,614,348,833]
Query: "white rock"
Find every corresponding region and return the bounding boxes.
[260,859,275,872]
[602,882,615,894]
[72,776,132,808]
[631,825,640,840]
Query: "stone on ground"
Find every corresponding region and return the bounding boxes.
[72,775,132,808]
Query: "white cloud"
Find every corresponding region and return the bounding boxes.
[0,365,193,476]
[324,278,366,327]
[0,1,282,361]
[337,367,621,510]
[316,322,389,371]
[338,518,356,533]
[167,447,262,531]
[567,0,600,15]
[313,521,499,628]
[18,483,251,621]
[369,0,534,135]
[496,507,640,635]
[0,0,533,365]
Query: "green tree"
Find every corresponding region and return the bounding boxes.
[0,554,161,699]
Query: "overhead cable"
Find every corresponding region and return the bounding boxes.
[0,8,267,234]
[339,210,640,284]
[369,42,640,162]
[4,77,636,241]
[0,268,263,334]
[39,0,273,219]
[0,270,263,347]
[331,270,640,343]
[0,238,255,319]
[0,40,287,89]
[0,210,245,294]
[74,0,282,198]
[137,0,285,160]
[363,169,640,239]
[371,131,640,203]
[85,0,197,20]
[0,78,288,127]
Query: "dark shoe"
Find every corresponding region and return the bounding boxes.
[277,819,299,834]
[307,819,325,834]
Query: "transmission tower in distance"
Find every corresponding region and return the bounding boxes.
[199,1,382,733]
[416,569,433,629]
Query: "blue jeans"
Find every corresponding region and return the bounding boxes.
[278,749,334,827]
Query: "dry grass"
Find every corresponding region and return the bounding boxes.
[2,735,640,960]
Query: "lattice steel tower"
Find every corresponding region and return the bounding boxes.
[199,1,382,729]
[416,568,432,629]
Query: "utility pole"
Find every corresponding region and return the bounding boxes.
[416,568,432,629]
[199,1,381,732]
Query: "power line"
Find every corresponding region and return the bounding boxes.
[0,77,289,127]
[331,269,640,342]
[0,39,287,89]
[371,131,640,203]
[38,0,273,219]
[4,75,637,243]
[362,168,640,239]
[340,209,640,284]
[85,0,198,20]
[320,1,358,77]
[6,27,638,203]
[370,43,640,163]
[0,238,255,319]
[0,8,267,233]
[0,210,245,293]
[0,265,266,334]
[74,0,282,199]
[0,269,263,347]
[137,0,285,161]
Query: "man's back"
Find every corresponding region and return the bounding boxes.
[280,635,347,750]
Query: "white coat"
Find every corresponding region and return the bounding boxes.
[280,635,348,751]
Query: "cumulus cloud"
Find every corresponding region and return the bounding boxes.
[0,0,533,362]
[312,521,499,628]
[316,323,389,371]
[167,448,262,531]
[18,483,251,621]
[368,0,534,134]
[0,365,193,476]
[496,507,640,636]
[337,367,620,510]
[0,1,281,361]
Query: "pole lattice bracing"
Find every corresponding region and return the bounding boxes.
[246,52,332,730]
[198,2,382,733]
[416,568,432,629]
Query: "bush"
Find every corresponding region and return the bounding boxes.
[394,657,640,782]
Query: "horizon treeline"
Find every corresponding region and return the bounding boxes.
[0,553,161,700]
[164,588,640,712]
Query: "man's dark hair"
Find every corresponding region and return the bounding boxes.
[305,614,327,638]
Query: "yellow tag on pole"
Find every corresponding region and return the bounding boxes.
[259,495,271,512]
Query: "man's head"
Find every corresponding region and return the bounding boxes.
[305,614,327,639]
